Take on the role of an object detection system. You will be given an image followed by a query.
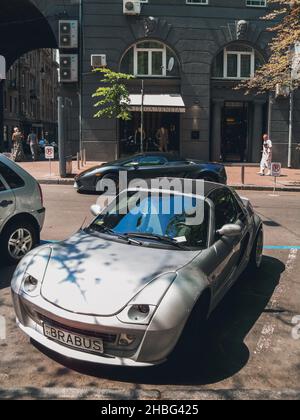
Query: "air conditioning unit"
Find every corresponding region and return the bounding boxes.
[91,54,107,68]
[123,0,141,15]
[59,54,78,83]
[59,20,78,49]
[275,83,290,98]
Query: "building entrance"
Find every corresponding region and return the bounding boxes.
[221,102,248,162]
[120,112,180,157]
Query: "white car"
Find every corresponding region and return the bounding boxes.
[0,154,45,264]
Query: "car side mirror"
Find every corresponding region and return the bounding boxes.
[90,204,102,217]
[217,224,242,238]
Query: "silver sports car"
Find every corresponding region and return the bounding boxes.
[11,180,263,367]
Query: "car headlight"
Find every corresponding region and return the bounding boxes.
[117,304,157,325]
[22,274,41,297]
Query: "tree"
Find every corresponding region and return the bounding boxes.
[240,0,300,93]
[92,68,135,120]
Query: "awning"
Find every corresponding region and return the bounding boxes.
[128,94,186,113]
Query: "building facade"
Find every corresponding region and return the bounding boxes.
[79,0,300,167]
[2,49,58,151]
[0,1,299,167]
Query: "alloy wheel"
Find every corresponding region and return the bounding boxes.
[8,228,33,260]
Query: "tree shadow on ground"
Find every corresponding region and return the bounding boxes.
[34,255,285,386]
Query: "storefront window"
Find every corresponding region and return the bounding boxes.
[212,44,264,80]
[121,41,180,77]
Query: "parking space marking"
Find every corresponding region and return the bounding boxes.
[254,248,298,355]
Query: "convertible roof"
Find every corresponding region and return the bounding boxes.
[128,177,223,197]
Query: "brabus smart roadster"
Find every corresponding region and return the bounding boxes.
[11,180,263,367]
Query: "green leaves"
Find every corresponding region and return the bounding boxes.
[92,68,135,120]
[239,0,300,93]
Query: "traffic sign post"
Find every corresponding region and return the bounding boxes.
[45,146,55,177]
[270,162,282,197]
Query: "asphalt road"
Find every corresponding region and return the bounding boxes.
[0,186,300,400]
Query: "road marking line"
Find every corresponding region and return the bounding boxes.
[254,248,298,356]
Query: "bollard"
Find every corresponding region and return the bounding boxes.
[77,152,81,171]
[241,166,245,185]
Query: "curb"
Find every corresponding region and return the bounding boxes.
[37,178,75,186]
[36,178,300,192]
[230,184,300,192]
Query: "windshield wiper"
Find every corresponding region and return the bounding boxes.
[124,232,186,249]
[89,226,141,245]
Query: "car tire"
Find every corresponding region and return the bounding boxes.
[248,227,264,271]
[0,222,38,265]
[171,292,210,360]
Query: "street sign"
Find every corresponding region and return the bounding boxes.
[45,146,55,177]
[0,56,6,80]
[269,162,282,197]
[271,162,282,178]
[45,146,55,160]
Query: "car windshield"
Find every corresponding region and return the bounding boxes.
[89,191,209,250]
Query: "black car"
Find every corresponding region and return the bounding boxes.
[74,153,227,193]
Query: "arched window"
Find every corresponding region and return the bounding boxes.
[121,41,180,78]
[212,44,264,80]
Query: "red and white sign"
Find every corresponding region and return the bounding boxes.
[45,146,55,160]
[271,162,282,178]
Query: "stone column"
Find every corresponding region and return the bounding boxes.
[211,99,224,161]
[252,100,265,163]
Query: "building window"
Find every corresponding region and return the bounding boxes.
[186,0,209,4]
[212,44,264,80]
[246,0,266,7]
[121,41,180,78]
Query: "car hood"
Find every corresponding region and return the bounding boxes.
[41,231,198,316]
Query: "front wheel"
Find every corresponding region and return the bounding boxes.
[249,228,264,271]
[0,222,38,265]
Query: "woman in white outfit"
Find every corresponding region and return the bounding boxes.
[259,134,272,176]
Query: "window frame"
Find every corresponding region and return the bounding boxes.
[209,188,240,236]
[246,0,267,8]
[224,47,255,80]
[133,42,167,78]
[0,162,25,190]
[186,0,209,5]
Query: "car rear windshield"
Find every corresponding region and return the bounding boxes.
[0,162,25,189]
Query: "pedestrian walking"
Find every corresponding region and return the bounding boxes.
[27,128,39,161]
[156,125,169,153]
[258,134,273,176]
[12,127,25,162]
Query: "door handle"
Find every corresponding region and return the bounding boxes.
[0,200,13,208]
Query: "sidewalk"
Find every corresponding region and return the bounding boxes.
[17,160,300,191]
